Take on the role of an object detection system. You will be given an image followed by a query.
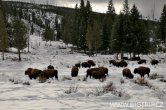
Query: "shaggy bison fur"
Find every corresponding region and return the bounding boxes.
[109,60,116,66]
[39,69,58,80]
[75,63,81,68]
[131,57,141,61]
[87,60,96,66]
[151,59,159,65]
[91,70,106,79]
[82,62,91,68]
[71,66,79,77]
[122,68,134,79]
[99,67,108,76]
[134,66,150,77]
[109,60,128,67]
[47,65,54,69]
[25,68,42,79]
[87,67,108,78]
[87,68,100,78]
[122,57,129,60]
[138,59,146,64]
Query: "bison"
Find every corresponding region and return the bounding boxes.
[151,59,159,65]
[109,60,128,67]
[87,68,100,78]
[119,60,128,67]
[71,66,79,77]
[91,70,106,79]
[47,65,54,69]
[87,60,96,66]
[122,68,134,79]
[131,57,141,61]
[134,66,150,77]
[82,62,91,68]
[75,63,81,68]
[138,59,146,64]
[122,57,129,60]
[109,60,116,66]
[25,68,42,79]
[87,67,108,78]
[99,67,109,76]
[39,69,58,80]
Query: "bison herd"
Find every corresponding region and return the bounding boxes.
[24,58,160,82]
[25,65,58,82]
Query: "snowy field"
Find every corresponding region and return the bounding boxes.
[0,35,166,110]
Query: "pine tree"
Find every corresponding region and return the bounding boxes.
[123,0,130,15]
[107,0,115,18]
[77,0,87,50]
[12,18,27,61]
[111,13,125,59]
[85,0,92,23]
[120,0,131,58]
[86,14,102,56]
[43,28,55,46]
[130,4,141,57]
[159,4,166,44]
[0,4,8,60]
[101,20,110,53]
[72,4,79,46]
[102,0,116,54]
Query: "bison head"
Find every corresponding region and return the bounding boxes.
[25,68,32,75]
[133,68,138,74]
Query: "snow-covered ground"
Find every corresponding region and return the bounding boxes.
[0,35,166,110]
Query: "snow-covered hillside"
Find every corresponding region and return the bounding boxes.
[0,35,166,110]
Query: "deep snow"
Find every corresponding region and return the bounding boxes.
[0,35,166,110]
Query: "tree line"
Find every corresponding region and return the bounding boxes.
[0,0,166,61]
[61,0,166,59]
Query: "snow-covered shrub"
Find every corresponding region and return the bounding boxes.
[99,78,106,82]
[61,76,72,81]
[103,82,115,93]
[149,73,164,80]
[120,78,125,84]
[88,81,125,97]
[64,85,78,94]
[134,78,151,87]
[82,76,87,81]
[160,79,166,82]
[22,81,30,85]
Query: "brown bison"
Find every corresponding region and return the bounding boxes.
[87,67,108,78]
[87,68,101,78]
[119,60,128,67]
[109,60,116,66]
[25,68,42,79]
[91,70,106,79]
[131,57,141,61]
[110,60,128,67]
[122,68,134,79]
[99,67,109,76]
[122,57,129,60]
[138,59,146,64]
[39,69,58,80]
[47,65,54,69]
[151,59,159,65]
[71,66,79,77]
[88,60,96,66]
[75,63,81,68]
[134,66,150,77]
[82,62,91,68]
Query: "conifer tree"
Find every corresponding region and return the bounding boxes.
[159,4,166,44]
[0,3,8,60]
[43,28,55,46]
[101,0,115,54]
[12,18,27,61]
